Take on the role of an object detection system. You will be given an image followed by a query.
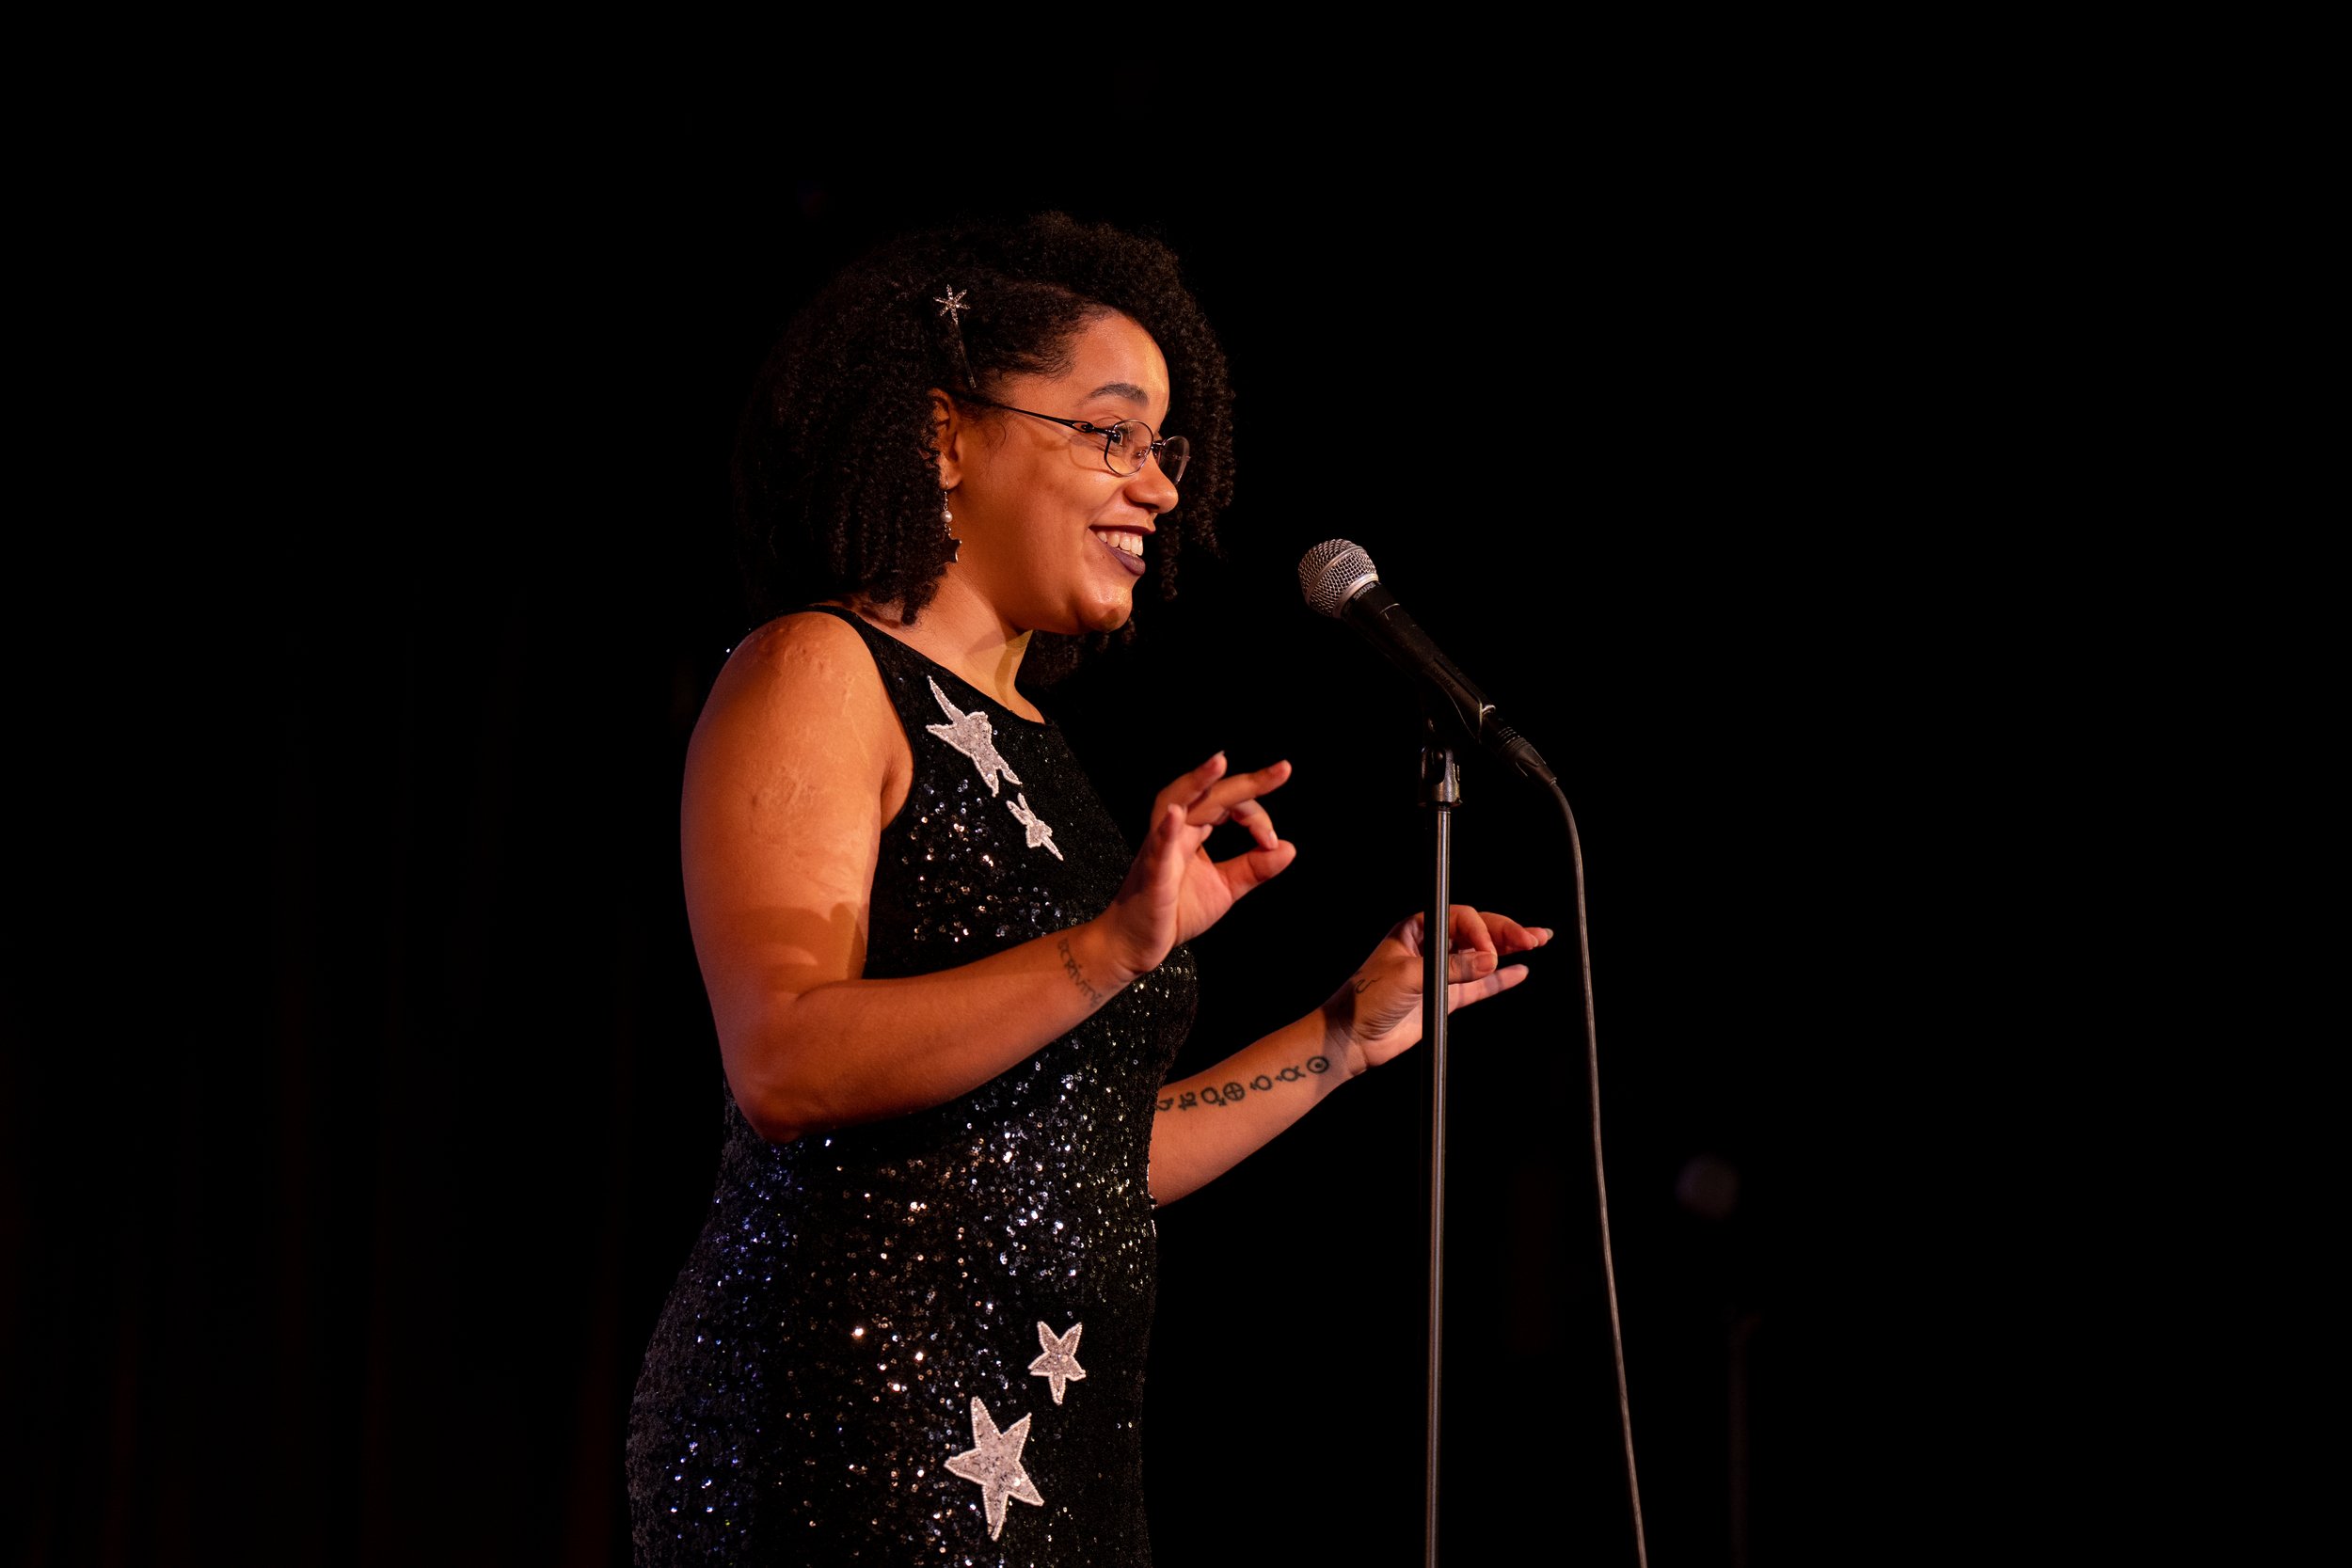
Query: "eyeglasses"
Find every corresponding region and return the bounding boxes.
[951,391,1189,483]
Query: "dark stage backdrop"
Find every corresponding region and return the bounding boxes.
[9,155,1851,1566]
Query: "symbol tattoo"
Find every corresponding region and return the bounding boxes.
[1156,1054,1329,1111]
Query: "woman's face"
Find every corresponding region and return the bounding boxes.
[945,309,1181,637]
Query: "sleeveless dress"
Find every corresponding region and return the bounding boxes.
[627,607,1198,1566]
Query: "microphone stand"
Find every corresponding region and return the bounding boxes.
[1418,720,1459,1568]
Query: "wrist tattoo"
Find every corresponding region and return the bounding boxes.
[1322,976,1368,1051]
[1155,1054,1330,1113]
[1057,936,1105,1009]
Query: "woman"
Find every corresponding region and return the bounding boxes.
[627,212,1549,1565]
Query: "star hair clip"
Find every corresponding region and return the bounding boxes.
[933,282,980,390]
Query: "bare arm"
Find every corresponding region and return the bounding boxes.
[1147,907,1550,1205]
[684,612,1295,1144]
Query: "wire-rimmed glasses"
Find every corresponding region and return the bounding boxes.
[951,391,1189,483]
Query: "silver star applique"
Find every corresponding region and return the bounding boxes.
[933,284,968,323]
[1005,793,1063,861]
[926,676,1022,797]
[1027,1321,1087,1405]
[944,1396,1043,1541]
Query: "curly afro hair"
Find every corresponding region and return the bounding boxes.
[731,211,1235,684]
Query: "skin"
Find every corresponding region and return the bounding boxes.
[680,309,1551,1202]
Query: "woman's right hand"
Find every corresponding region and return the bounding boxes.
[1098,752,1297,980]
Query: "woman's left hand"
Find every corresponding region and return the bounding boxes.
[1323,906,1552,1076]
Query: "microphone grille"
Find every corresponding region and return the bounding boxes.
[1298,538,1379,619]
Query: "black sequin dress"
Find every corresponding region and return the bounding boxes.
[628,607,1196,1566]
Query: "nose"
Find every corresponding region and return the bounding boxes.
[1122,450,1181,515]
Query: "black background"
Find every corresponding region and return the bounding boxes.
[8,133,1979,1566]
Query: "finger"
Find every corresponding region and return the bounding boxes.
[1185,791,1269,830]
[1445,946,1500,984]
[1184,760,1293,819]
[1223,798,1280,850]
[1146,801,1193,870]
[1444,905,1500,958]
[1445,962,1529,1010]
[1472,911,1549,954]
[1157,752,1229,816]
[1182,778,1288,851]
[1216,839,1296,898]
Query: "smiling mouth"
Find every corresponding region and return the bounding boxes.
[1092,529,1148,577]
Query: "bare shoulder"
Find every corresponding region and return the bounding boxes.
[687,610,909,815]
[711,609,880,706]
[698,611,888,743]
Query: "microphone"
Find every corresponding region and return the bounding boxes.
[1298,539,1556,785]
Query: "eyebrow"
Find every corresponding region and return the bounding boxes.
[1085,381,1152,405]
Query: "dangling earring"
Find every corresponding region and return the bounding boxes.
[943,498,961,563]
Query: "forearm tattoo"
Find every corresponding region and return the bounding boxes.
[1057,935,1105,1009]
[1156,1053,1330,1113]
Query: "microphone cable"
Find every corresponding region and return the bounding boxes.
[1548,770,1646,1568]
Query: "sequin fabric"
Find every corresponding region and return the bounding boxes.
[628,607,1196,1565]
